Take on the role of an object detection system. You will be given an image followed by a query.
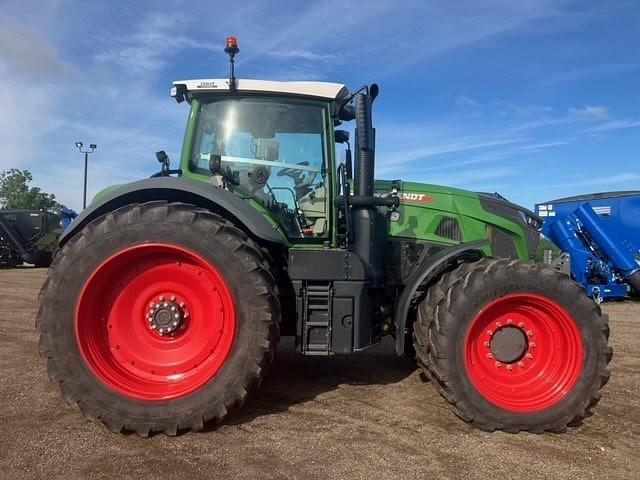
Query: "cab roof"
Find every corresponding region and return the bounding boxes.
[172,78,348,100]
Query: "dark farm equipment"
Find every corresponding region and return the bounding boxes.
[37,38,611,436]
[536,191,640,301]
[0,208,75,267]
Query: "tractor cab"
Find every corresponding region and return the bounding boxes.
[170,79,348,240]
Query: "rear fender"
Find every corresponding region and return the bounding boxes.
[60,177,288,247]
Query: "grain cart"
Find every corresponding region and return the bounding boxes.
[0,208,73,267]
[536,192,640,301]
[37,38,610,436]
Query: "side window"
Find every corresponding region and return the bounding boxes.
[195,133,216,169]
[270,133,326,236]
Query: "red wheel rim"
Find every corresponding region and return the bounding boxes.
[464,293,584,413]
[75,243,236,401]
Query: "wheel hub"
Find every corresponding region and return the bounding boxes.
[490,326,528,363]
[147,296,188,335]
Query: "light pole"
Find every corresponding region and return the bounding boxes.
[75,142,97,209]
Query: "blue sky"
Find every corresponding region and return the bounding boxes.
[0,0,638,210]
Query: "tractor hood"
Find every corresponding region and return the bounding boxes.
[375,179,541,260]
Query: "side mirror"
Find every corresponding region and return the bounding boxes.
[155,150,170,175]
[155,150,169,164]
[338,104,355,122]
[335,130,350,144]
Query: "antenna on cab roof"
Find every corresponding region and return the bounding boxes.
[224,36,239,91]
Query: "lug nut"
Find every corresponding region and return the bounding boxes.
[518,322,525,328]
[495,362,503,368]
[170,296,176,301]
[527,353,533,360]
[487,353,493,359]
[507,319,513,325]
[487,330,493,336]
[527,330,533,337]
[507,365,513,371]
[529,342,536,349]
[483,341,490,347]
[518,361,524,368]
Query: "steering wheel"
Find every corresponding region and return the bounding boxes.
[277,161,318,198]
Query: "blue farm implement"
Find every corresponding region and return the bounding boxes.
[535,191,640,301]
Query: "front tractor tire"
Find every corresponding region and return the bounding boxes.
[37,202,280,436]
[413,258,611,433]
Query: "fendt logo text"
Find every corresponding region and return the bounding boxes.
[398,192,434,203]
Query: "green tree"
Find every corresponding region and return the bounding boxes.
[0,169,62,210]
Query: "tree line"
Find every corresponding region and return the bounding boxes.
[0,169,63,210]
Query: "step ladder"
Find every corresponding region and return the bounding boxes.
[301,282,333,355]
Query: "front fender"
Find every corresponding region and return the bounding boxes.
[60,177,288,246]
[393,240,488,355]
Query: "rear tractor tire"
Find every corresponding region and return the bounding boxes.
[37,201,280,436]
[413,258,611,433]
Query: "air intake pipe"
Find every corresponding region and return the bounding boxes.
[355,92,374,196]
[350,86,387,286]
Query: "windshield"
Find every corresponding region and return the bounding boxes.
[191,98,328,239]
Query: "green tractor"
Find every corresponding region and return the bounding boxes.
[37,38,611,436]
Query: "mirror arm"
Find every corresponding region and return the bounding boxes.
[337,164,351,246]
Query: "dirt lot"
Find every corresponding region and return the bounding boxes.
[0,268,638,480]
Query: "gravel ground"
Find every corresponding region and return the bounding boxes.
[0,268,638,480]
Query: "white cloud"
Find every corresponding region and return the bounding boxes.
[550,172,640,188]
[456,95,479,108]
[0,17,72,76]
[94,12,215,76]
[517,140,574,151]
[589,119,640,132]
[569,105,609,120]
